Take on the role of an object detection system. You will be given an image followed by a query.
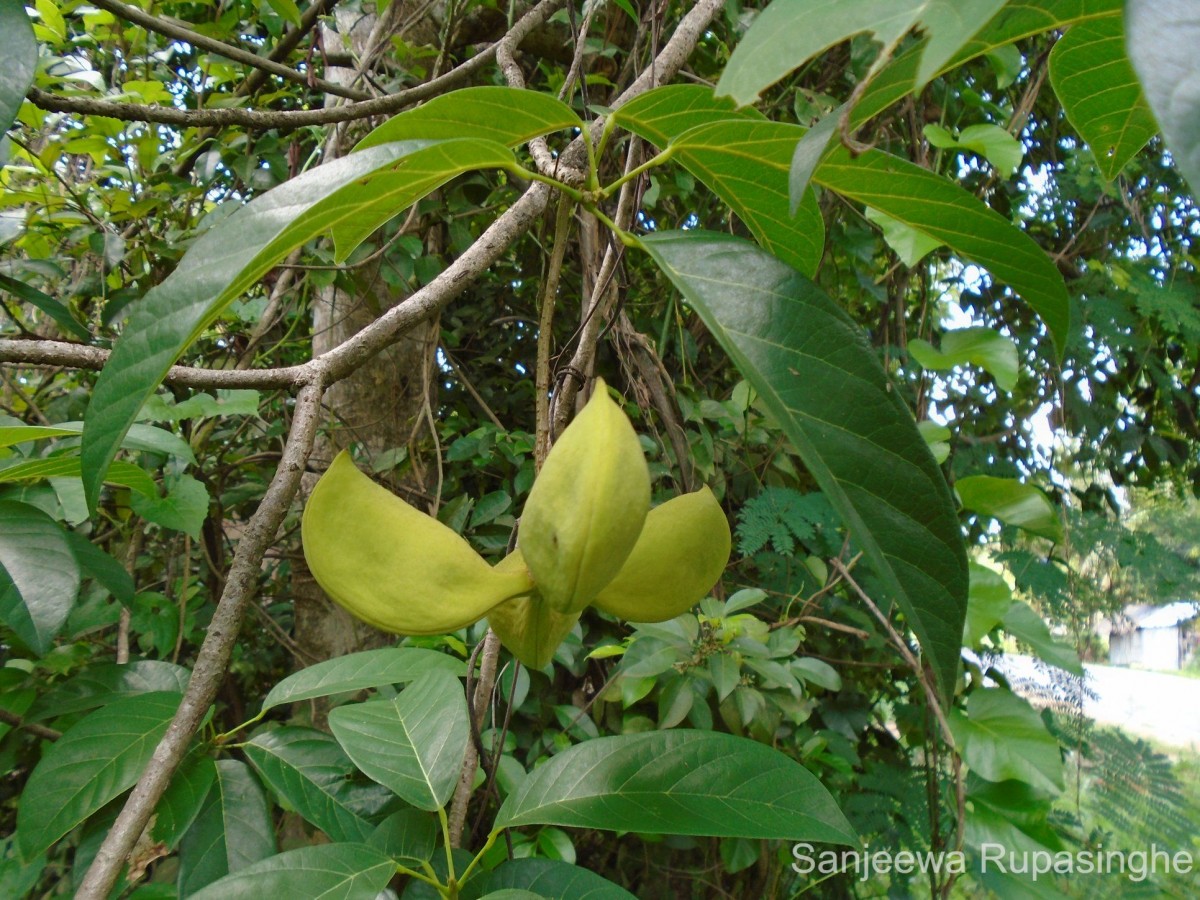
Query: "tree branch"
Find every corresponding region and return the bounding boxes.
[76,377,327,900]
[87,0,372,102]
[27,0,566,131]
[0,708,62,741]
[0,339,303,389]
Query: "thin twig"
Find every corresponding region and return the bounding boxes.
[27,0,566,130]
[88,0,371,101]
[0,708,62,741]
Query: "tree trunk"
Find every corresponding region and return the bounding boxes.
[292,2,443,670]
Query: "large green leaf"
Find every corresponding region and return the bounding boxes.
[189,843,395,900]
[666,121,825,276]
[1049,15,1157,181]
[640,231,967,702]
[328,670,468,811]
[0,456,158,497]
[477,859,637,900]
[0,274,91,341]
[15,691,181,859]
[494,730,855,844]
[1126,0,1200,195]
[0,0,36,136]
[244,727,376,843]
[956,475,1063,542]
[814,146,1070,358]
[81,138,516,513]
[1002,601,1082,674]
[908,326,1020,392]
[950,688,1064,794]
[367,808,438,865]
[152,753,217,851]
[27,660,190,720]
[852,0,1124,128]
[716,0,1009,106]
[260,647,464,713]
[0,421,195,463]
[0,499,80,654]
[609,92,823,275]
[964,562,1013,647]
[178,760,275,895]
[610,84,763,149]
[357,86,583,151]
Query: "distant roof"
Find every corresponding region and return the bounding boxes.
[1128,601,1200,630]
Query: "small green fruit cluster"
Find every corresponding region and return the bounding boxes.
[301,381,731,668]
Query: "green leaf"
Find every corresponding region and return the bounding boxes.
[260,647,464,713]
[138,390,261,423]
[918,419,951,464]
[964,561,1013,647]
[63,531,135,604]
[908,326,1020,391]
[15,691,181,859]
[1049,16,1157,181]
[864,207,943,266]
[715,0,1008,106]
[950,688,1064,794]
[367,808,438,865]
[609,84,763,150]
[243,727,376,843]
[152,753,217,850]
[27,660,190,720]
[0,499,80,654]
[813,146,1070,358]
[81,138,516,514]
[610,91,823,276]
[328,670,469,811]
[0,420,195,463]
[1126,0,1200,194]
[956,475,1063,542]
[264,0,302,27]
[0,0,36,136]
[665,121,825,276]
[178,760,275,895]
[640,231,967,702]
[1002,601,1082,674]
[130,473,209,538]
[478,859,638,900]
[189,843,395,900]
[494,730,855,844]
[923,122,1024,176]
[852,0,1125,130]
[0,456,158,497]
[0,274,91,341]
[357,86,583,152]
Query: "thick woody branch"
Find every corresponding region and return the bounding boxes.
[88,0,371,102]
[76,377,327,900]
[28,0,566,131]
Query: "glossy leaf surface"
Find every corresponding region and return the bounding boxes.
[178,760,275,895]
[188,843,394,900]
[244,727,376,843]
[260,647,463,713]
[328,670,468,811]
[956,475,1063,542]
[0,499,80,654]
[495,730,855,844]
[1049,15,1157,180]
[640,230,967,702]
[16,692,180,858]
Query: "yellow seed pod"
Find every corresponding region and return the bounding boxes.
[518,380,650,615]
[302,451,533,635]
[591,486,730,623]
[486,549,580,670]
